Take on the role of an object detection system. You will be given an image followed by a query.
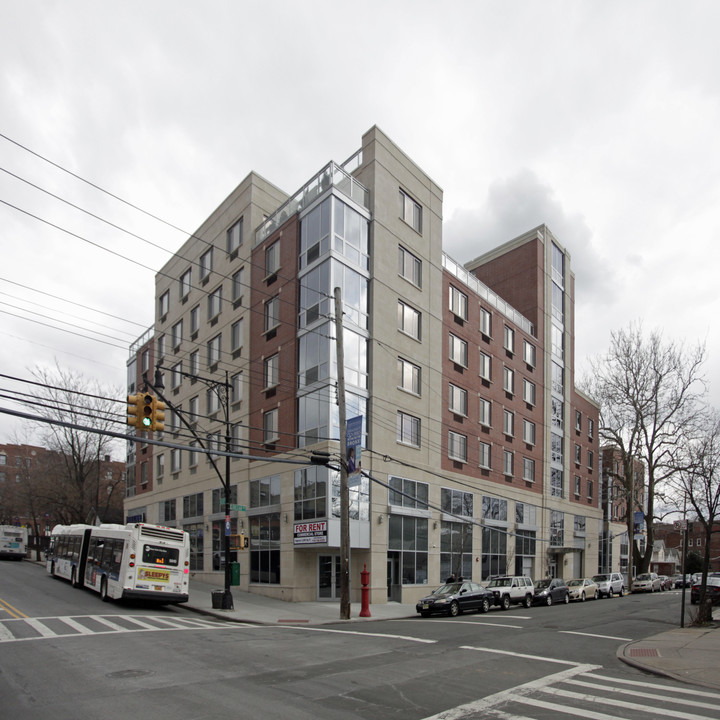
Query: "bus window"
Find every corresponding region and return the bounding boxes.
[142,545,180,567]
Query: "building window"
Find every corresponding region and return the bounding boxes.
[185,523,204,571]
[183,492,204,518]
[231,319,243,352]
[158,290,169,318]
[551,467,564,498]
[575,410,582,431]
[389,515,428,584]
[397,411,421,448]
[265,296,279,333]
[189,350,199,377]
[480,307,491,337]
[171,362,182,390]
[574,444,582,464]
[263,408,279,444]
[188,395,198,424]
[574,475,581,497]
[503,450,514,477]
[449,286,468,320]
[389,476,429,509]
[227,217,243,254]
[574,515,586,534]
[200,248,213,280]
[232,268,244,304]
[503,366,514,394]
[448,431,467,463]
[159,499,176,524]
[170,449,181,474]
[156,454,164,478]
[504,326,515,354]
[180,269,192,299]
[398,300,421,340]
[588,418,594,439]
[249,513,280,584]
[479,441,491,469]
[479,398,491,427]
[264,354,279,389]
[479,352,491,381]
[190,305,199,335]
[449,333,468,367]
[523,419,535,445]
[482,496,508,521]
[399,189,422,233]
[265,240,280,276]
[231,372,243,404]
[449,383,468,416]
[523,379,536,405]
[398,357,421,395]
[587,450,594,470]
[503,409,514,437]
[522,457,535,483]
[207,334,221,367]
[141,349,149,373]
[587,479,594,500]
[208,286,222,320]
[294,467,327,521]
[398,246,421,287]
[250,475,281,508]
[440,519,472,581]
[481,527,507,580]
[550,510,564,547]
[523,340,536,367]
[171,320,182,351]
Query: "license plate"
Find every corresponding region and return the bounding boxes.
[422,603,429,609]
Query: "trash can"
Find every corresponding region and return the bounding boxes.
[230,562,240,586]
[211,589,224,609]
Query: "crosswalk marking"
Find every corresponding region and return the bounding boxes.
[0,614,231,643]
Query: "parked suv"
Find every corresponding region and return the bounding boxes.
[592,572,625,598]
[487,576,535,610]
[532,577,569,606]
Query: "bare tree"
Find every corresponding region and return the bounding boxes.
[27,362,124,524]
[670,412,720,623]
[586,323,706,577]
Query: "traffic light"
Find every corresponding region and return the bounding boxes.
[152,397,166,432]
[127,394,142,429]
[140,393,154,429]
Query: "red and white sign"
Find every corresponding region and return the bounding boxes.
[293,521,328,545]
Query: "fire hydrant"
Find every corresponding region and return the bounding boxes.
[360,563,371,617]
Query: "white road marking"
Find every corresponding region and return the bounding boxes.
[57,617,94,634]
[23,618,55,637]
[587,671,720,698]
[414,619,524,629]
[460,645,586,666]
[420,663,600,720]
[277,625,437,644]
[559,630,632,641]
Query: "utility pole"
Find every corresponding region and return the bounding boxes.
[334,287,350,620]
[680,494,688,627]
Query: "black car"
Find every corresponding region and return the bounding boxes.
[416,581,493,617]
[532,577,569,606]
[691,576,720,605]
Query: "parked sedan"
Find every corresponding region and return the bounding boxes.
[416,581,493,617]
[690,576,720,605]
[532,577,569,606]
[657,575,673,591]
[567,578,599,602]
[673,574,691,589]
[632,572,662,592]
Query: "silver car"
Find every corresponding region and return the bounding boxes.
[632,572,662,593]
[592,572,625,598]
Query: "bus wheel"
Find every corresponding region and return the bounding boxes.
[100,576,110,602]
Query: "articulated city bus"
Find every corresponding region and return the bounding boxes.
[47,523,190,603]
[0,525,28,560]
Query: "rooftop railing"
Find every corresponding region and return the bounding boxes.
[254,159,369,247]
[442,253,535,337]
[129,325,154,358]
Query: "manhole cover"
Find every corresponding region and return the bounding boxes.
[106,669,154,679]
[629,648,660,657]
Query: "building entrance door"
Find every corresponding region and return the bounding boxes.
[387,552,400,601]
[318,554,341,600]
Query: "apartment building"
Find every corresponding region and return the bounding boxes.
[125,126,602,604]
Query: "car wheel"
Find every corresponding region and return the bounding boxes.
[479,598,490,614]
[546,595,553,607]
[523,594,532,609]
[501,595,511,611]
[580,592,586,602]
[593,590,599,600]
[607,588,613,598]
[449,601,460,617]
[564,592,569,604]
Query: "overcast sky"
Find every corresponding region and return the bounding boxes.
[2,1,719,452]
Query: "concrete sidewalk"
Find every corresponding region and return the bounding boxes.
[185,577,417,625]
[186,578,720,691]
[619,624,720,691]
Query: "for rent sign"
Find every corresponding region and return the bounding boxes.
[293,521,328,545]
